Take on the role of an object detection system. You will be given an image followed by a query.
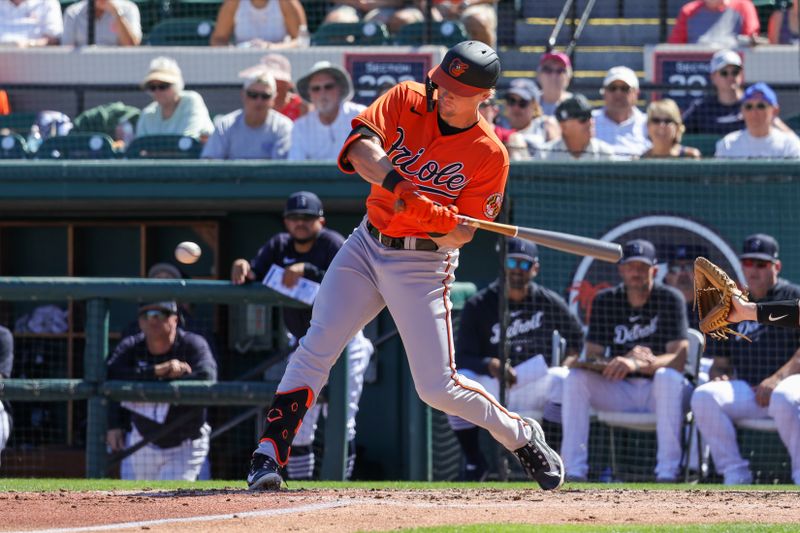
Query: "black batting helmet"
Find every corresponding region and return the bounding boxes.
[428,40,501,97]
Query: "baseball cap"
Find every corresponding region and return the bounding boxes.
[141,56,183,88]
[506,78,541,103]
[284,191,324,217]
[429,40,501,97]
[507,237,539,262]
[539,51,572,70]
[147,262,183,279]
[620,239,657,265]
[602,66,639,90]
[138,301,178,315]
[667,243,708,264]
[710,49,742,73]
[243,71,276,93]
[742,82,778,107]
[555,94,593,121]
[740,233,779,262]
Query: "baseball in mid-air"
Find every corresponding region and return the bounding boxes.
[175,241,202,264]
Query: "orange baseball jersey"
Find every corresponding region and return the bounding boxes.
[338,81,509,239]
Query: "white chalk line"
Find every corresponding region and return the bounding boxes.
[4,498,364,533]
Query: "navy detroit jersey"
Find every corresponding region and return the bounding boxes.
[587,283,688,357]
[250,228,345,339]
[456,280,584,375]
[709,278,800,386]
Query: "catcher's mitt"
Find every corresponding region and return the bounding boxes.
[694,256,751,342]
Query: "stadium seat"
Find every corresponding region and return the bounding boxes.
[594,328,704,481]
[146,18,215,46]
[0,112,37,135]
[311,22,391,46]
[35,133,117,159]
[0,133,29,159]
[170,0,223,20]
[682,133,721,158]
[394,21,468,47]
[125,135,202,159]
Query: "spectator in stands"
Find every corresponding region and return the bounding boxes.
[239,54,308,121]
[663,243,707,330]
[231,191,373,480]
[768,0,799,44]
[501,79,559,159]
[136,57,214,140]
[210,0,306,48]
[447,238,583,481]
[0,326,12,468]
[72,101,140,149]
[692,233,800,485]
[537,52,573,117]
[106,301,217,481]
[642,99,701,159]
[0,0,62,46]
[288,61,365,161]
[537,95,615,161]
[593,66,650,158]
[323,0,404,32]
[561,239,690,482]
[202,72,292,160]
[391,1,498,47]
[668,0,760,47]
[62,0,141,46]
[715,82,800,159]
[682,50,744,135]
[478,96,512,145]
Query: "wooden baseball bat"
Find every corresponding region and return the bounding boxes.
[457,215,622,263]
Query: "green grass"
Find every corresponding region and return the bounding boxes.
[397,527,800,533]
[1,478,799,492]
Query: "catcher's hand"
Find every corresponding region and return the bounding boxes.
[694,256,752,342]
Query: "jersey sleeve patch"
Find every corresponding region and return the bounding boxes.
[483,192,504,219]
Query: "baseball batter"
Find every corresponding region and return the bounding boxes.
[247,41,564,491]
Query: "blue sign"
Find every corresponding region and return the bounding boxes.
[345,53,433,106]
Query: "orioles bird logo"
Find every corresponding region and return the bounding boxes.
[449,58,469,78]
[483,192,503,219]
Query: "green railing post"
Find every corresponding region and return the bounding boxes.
[321,347,349,480]
[84,298,109,478]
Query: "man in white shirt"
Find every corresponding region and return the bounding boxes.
[288,61,365,161]
[0,0,62,46]
[592,66,650,159]
[715,82,800,159]
[538,95,615,161]
[202,71,293,160]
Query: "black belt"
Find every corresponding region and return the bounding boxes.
[366,221,438,251]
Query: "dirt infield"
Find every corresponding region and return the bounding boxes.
[2,488,799,532]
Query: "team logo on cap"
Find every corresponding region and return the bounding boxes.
[483,192,503,219]
[449,58,469,78]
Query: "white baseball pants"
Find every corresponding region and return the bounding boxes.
[121,423,210,481]
[448,356,567,431]
[273,221,532,453]
[0,402,9,467]
[691,375,800,485]
[561,367,691,480]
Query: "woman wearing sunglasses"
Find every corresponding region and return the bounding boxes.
[642,99,701,159]
[136,57,214,141]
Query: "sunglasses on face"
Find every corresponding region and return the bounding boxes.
[506,257,534,271]
[540,66,567,75]
[669,263,693,274]
[741,258,773,269]
[246,90,273,101]
[309,82,337,93]
[605,85,632,94]
[285,214,318,222]
[145,82,172,92]
[650,117,676,126]
[743,102,769,111]
[139,309,173,320]
[505,96,530,108]
[718,67,742,78]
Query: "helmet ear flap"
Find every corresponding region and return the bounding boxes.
[426,76,438,112]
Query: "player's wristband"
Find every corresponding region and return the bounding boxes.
[756,299,800,328]
[381,169,405,193]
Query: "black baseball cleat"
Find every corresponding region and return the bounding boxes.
[513,418,565,491]
[247,453,283,491]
